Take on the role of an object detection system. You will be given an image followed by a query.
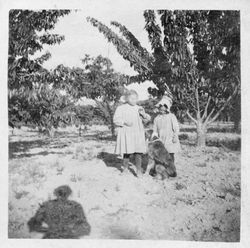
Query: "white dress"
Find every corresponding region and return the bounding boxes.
[153,113,181,153]
[113,103,150,156]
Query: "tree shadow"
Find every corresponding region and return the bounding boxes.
[9,139,51,159]
[180,126,234,133]
[11,150,65,159]
[97,152,123,172]
[206,138,241,151]
[27,185,91,239]
[9,130,83,159]
[180,127,197,133]
[83,131,116,142]
[179,140,196,147]
[97,152,149,176]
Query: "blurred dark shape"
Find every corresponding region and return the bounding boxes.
[28,185,91,239]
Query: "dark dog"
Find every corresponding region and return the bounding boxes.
[145,130,177,179]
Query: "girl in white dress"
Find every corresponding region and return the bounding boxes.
[113,90,151,176]
[152,97,180,163]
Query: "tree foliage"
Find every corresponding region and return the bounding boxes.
[87,10,240,146]
[156,10,240,145]
[8,9,70,90]
[87,14,172,96]
[51,55,130,136]
[74,105,95,127]
[8,10,71,131]
[80,55,129,137]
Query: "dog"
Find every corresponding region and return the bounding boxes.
[145,129,177,179]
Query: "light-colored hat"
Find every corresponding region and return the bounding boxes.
[155,95,172,109]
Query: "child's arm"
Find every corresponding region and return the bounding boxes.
[138,107,151,122]
[113,106,124,127]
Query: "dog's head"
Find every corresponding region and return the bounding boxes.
[165,161,177,178]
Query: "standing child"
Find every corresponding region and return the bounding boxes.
[152,96,180,163]
[113,90,150,177]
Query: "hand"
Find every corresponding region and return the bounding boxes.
[139,108,151,123]
[124,121,133,127]
[151,132,158,139]
[172,135,178,143]
[138,107,145,114]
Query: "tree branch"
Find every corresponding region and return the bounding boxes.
[191,72,200,119]
[236,75,240,84]
[189,101,198,112]
[202,95,211,121]
[207,86,239,124]
[205,108,215,125]
[186,110,197,124]
[195,87,200,118]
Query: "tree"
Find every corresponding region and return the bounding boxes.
[87,14,172,95]
[28,85,76,136]
[155,10,240,146]
[74,105,95,136]
[8,10,70,130]
[87,10,240,147]
[80,55,129,137]
[46,55,129,137]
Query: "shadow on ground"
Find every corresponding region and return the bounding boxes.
[9,139,51,159]
[97,152,123,172]
[179,135,241,151]
[27,185,91,239]
[180,126,237,133]
[97,152,149,176]
[9,131,79,159]
[9,129,116,159]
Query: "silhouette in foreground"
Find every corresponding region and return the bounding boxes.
[28,185,91,239]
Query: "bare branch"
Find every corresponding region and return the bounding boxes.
[189,102,198,112]
[87,17,152,74]
[190,72,201,120]
[201,95,211,121]
[207,86,239,124]
[194,86,202,121]
[236,75,240,84]
[204,108,215,125]
[186,110,197,124]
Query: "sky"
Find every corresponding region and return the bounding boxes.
[40,9,157,100]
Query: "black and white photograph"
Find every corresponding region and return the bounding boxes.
[1,0,250,247]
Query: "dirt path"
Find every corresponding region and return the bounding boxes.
[8,127,241,241]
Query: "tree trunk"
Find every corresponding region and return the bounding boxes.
[47,127,55,137]
[105,101,116,139]
[79,126,82,137]
[234,119,241,133]
[196,120,207,147]
[110,116,115,138]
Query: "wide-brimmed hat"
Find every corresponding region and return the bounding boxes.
[155,95,172,109]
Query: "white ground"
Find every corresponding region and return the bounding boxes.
[8,125,240,241]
